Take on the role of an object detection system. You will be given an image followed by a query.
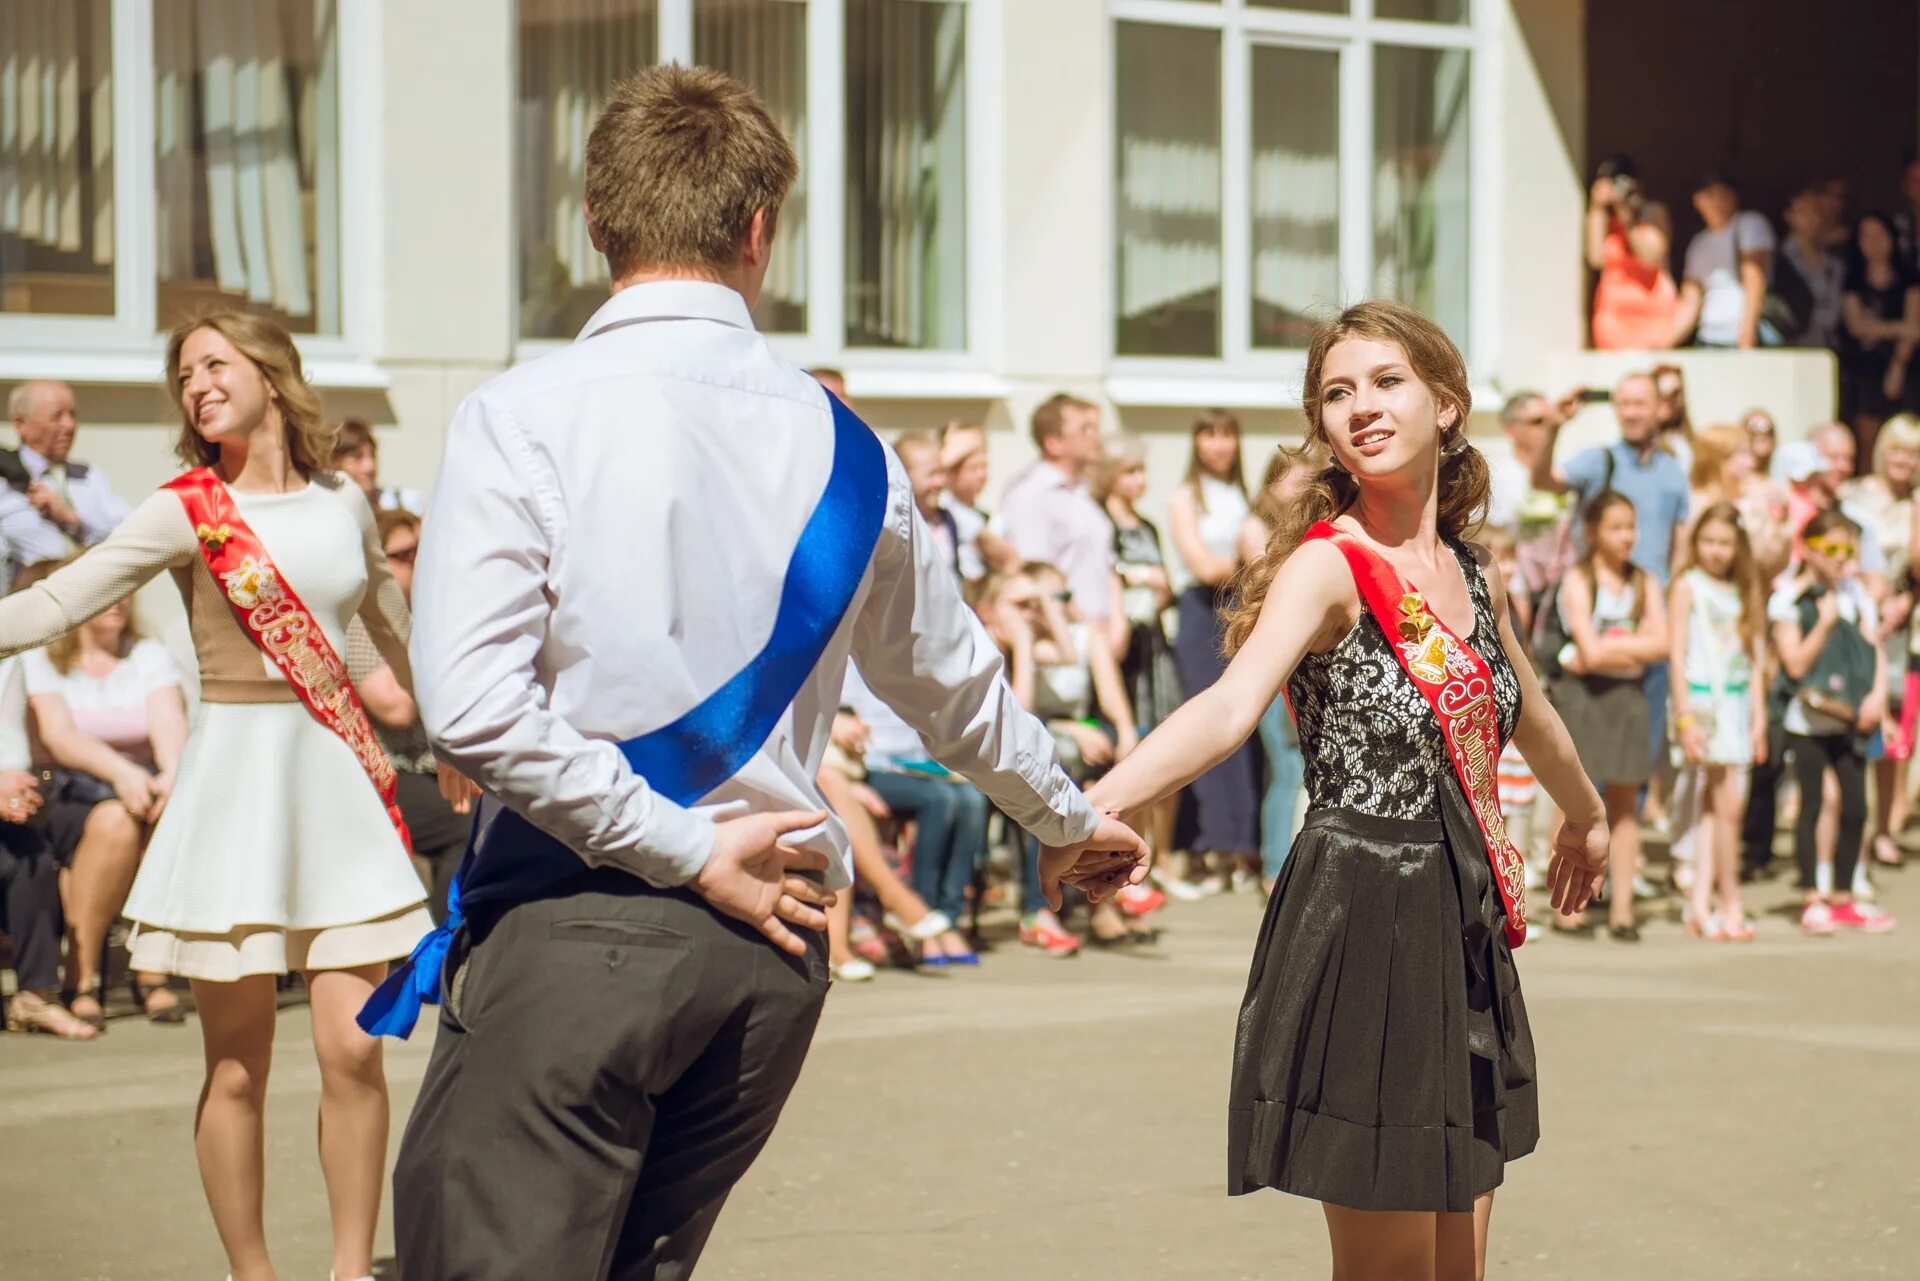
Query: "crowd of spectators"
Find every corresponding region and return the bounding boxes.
[6,336,1915,1032]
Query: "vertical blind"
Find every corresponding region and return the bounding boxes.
[153,0,339,332]
[0,0,114,316]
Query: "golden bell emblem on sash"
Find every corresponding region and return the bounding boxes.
[1396,592,1450,684]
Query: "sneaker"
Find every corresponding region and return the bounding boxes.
[1018,910,1082,956]
[1116,883,1166,917]
[1155,874,1208,903]
[1830,901,1897,934]
[1799,901,1837,935]
[831,958,877,982]
[1851,864,1877,902]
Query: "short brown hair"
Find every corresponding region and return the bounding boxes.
[166,310,334,476]
[585,65,798,278]
[1030,393,1095,451]
[333,418,375,460]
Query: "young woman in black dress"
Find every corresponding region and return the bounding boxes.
[1081,301,1609,1280]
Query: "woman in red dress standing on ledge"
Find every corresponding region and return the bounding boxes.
[0,311,427,1281]
[1075,300,1610,1280]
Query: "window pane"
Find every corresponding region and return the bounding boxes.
[153,0,341,335]
[844,0,965,350]
[697,0,807,335]
[0,0,114,317]
[516,0,655,340]
[1251,44,1338,350]
[1373,45,1469,345]
[1248,1,1349,14]
[1115,21,1220,358]
[1376,0,1468,23]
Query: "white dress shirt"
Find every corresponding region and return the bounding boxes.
[414,281,1098,892]
[0,444,134,569]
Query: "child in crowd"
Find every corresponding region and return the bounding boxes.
[1549,491,1670,940]
[1669,503,1768,941]
[1768,509,1898,934]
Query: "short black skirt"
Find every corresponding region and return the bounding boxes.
[1227,788,1539,1212]
[1550,674,1652,787]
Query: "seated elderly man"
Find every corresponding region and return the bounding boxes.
[1,381,133,581]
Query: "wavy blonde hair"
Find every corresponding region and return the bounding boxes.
[165,309,333,475]
[1224,300,1486,655]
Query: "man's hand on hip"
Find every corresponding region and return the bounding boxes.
[692,809,837,957]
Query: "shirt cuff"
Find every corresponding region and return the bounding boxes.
[1008,754,1103,848]
[589,798,718,889]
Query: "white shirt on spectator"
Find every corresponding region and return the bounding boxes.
[0,444,134,570]
[1767,578,1878,737]
[941,493,988,583]
[995,460,1116,620]
[1169,476,1250,594]
[413,280,1097,893]
[1684,211,1775,346]
[1486,454,1532,531]
[24,639,181,765]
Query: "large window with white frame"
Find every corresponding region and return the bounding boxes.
[1112,0,1475,366]
[515,0,976,357]
[0,0,369,362]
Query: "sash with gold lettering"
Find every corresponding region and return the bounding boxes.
[1303,521,1526,947]
[164,469,411,852]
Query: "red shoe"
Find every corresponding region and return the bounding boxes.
[1116,883,1166,918]
[1830,901,1897,934]
[1018,910,1082,956]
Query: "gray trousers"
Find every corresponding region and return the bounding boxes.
[392,867,830,1280]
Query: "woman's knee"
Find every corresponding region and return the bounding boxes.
[203,1049,272,1104]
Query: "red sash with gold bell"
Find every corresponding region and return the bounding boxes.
[165,469,411,852]
[1303,521,1527,946]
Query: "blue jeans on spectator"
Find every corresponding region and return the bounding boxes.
[865,770,989,924]
[1019,834,1051,917]
[1256,697,1305,884]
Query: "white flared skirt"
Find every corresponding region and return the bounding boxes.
[123,701,432,981]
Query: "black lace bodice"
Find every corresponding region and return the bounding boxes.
[1286,540,1522,820]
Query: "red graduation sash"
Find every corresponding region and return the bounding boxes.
[165,468,411,852]
[1303,521,1527,946]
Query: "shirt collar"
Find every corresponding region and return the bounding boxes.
[17,444,49,477]
[575,280,757,341]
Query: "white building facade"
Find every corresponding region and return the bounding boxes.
[0,0,1837,512]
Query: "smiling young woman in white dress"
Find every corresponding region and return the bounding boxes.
[0,310,428,1281]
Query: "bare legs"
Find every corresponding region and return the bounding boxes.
[1688,765,1750,934]
[190,964,392,1281]
[191,974,279,1281]
[59,801,174,1016]
[1323,1194,1494,1281]
[1557,783,1640,932]
[306,963,389,1281]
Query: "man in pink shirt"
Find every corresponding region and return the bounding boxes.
[996,394,1122,642]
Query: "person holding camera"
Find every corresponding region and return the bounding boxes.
[1586,155,1678,351]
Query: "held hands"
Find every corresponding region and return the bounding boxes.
[1546,814,1608,917]
[0,770,41,825]
[1037,810,1151,911]
[693,809,837,957]
[25,481,80,534]
[112,763,162,823]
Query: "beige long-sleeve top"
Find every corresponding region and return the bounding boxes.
[0,474,411,704]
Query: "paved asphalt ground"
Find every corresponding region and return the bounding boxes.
[2,866,1915,1280]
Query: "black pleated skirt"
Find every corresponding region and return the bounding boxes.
[1227,785,1539,1212]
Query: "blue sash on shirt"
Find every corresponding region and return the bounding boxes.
[358,392,888,1038]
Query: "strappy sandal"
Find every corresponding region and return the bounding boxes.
[6,991,100,1039]
[66,977,107,1031]
[131,975,188,1025]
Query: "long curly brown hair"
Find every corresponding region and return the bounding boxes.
[1224,300,1488,655]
